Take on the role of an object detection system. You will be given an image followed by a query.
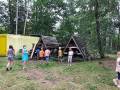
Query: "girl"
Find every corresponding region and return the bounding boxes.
[22,45,29,70]
[113,51,120,88]
[68,48,74,66]
[6,45,15,71]
[45,48,50,64]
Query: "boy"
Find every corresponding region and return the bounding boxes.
[58,47,63,63]
[39,48,45,64]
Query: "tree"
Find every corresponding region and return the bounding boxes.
[8,0,27,34]
[0,1,9,33]
[30,0,65,35]
[93,0,104,58]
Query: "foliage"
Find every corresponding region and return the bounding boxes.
[30,0,65,35]
[0,1,9,33]
[0,0,120,57]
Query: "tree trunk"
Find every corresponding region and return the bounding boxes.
[117,2,120,51]
[117,27,120,51]
[95,0,104,58]
[8,0,15,34]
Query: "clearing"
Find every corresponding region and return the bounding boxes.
[0,57,118,90]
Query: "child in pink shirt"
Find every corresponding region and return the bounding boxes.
[113,51,120,88]
[45,48,50,64]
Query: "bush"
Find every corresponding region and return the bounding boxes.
[15,49,22,60]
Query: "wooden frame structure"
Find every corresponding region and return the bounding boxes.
[38,36,59,49]
[64,36,89,60]
[30,36,59,58]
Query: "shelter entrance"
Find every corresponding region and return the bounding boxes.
[64,36,90,60]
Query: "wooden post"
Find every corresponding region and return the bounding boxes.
[30,44,37,59]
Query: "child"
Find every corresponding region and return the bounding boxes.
[22,45,29,70]
[6,45,15,71]
[36,47,40,60]
[113,51,120,88]
[45,48,50,64]
[68,48,73,66]
[58,47,63,63]
[39,48,45,64]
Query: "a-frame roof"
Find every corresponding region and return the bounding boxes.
[64,36,85,51]
[41,36,59,48]
[64,35,89,59]
[73,36,86,48]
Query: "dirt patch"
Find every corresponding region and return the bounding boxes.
[22,69,61,87]
[25,69,44,80]
[98,59,116,70]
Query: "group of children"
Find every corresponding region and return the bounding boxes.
[6,45,74,71]
[6,45,120,88]
[39,48,51,64]
[6,45,29,70]
[57,47,74,66]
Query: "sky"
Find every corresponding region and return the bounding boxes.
[0,0,7,3]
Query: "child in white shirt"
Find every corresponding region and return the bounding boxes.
[68,48,74,66]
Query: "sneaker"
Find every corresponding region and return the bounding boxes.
[113,79,118,86]
[10,67,12,70]
[117,85,120,88]
[23,67,25,70]
[6,68,9,71]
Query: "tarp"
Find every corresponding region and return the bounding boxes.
[0,34,39,56]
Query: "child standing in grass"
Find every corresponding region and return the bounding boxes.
[68,48,73,66]
[6,45,15,71]
[45,48,50,64]
[113,51,120,88]
[58,47,63,63]
[22,45,29,70]
[36,47,40,60]
[39,48,45,64]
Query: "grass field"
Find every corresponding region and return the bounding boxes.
[0,57,118,90]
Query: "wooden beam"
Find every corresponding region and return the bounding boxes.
[30,43,37,59]
[72,37,85,59]
[64,36,73,52]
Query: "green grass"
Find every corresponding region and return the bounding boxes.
[0,57,118,90]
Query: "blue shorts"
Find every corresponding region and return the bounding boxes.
[45,56,49,62]
[8,57,14,61]
[118,72,120,80]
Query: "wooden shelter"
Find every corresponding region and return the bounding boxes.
[36,36,59,49]
[64,36,90,60]
[30,36,59,58]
